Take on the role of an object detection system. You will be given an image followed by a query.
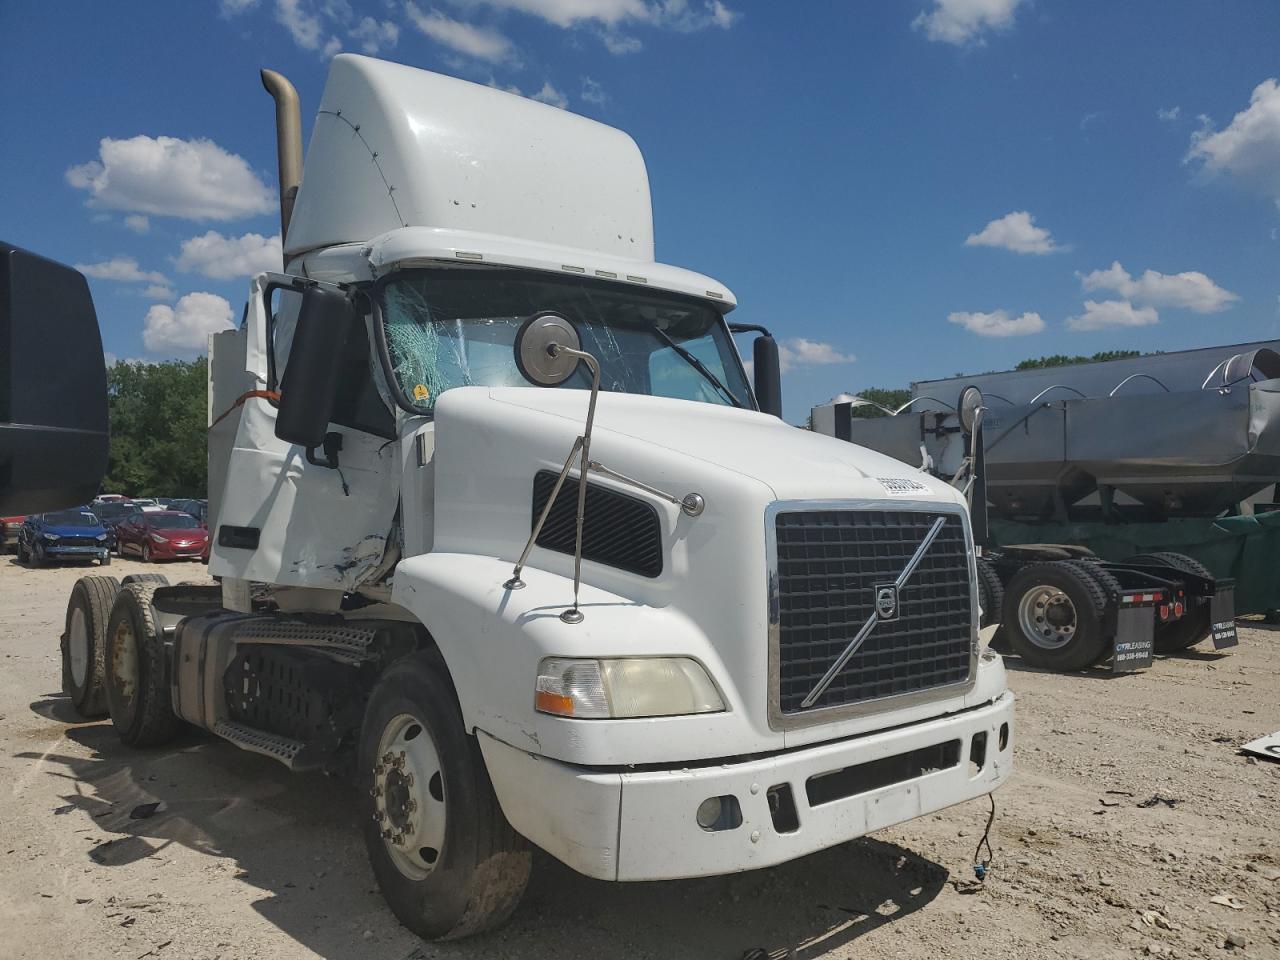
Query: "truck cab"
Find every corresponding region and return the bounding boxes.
[80,55,1012,940]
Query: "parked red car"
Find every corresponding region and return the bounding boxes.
[2,515,26,553]
[115,509,210,562]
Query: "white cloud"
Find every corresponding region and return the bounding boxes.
[176,230,283,280]
[220,0,259,14]
[143,284,175,300]
[581,76,608,105]
[947,309,1045,337]
[1157,105,1181,123]
[530,82,569,109]
[1079,261,1238,313]
[75,256,169,286]
[463,0,738,30]
[322,35,343,56]
[275,0,325,48]
[143,292,235,354]
[965,211,1064,255]
[406,3,517,62]
[600,31,642,53]
[778,338,855,374]
[1066,299,1159,332]
[1187,78,1280,204]
[351,16,399,53]
[66,135,275,222]
[123,214,150,233]
[912,0,1025,46]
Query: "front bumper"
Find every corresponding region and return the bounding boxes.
[150,540,209,560]
[479,690,1014,881]
[40,544,109,561]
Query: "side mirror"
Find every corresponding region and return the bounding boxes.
[514,313,583,386]
[727,323,782,418]
[274,285,358,452]
[0,243,109,514]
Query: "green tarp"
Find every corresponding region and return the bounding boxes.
[989,511,1280,615]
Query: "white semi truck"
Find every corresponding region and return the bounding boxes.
[56,55,1013,940]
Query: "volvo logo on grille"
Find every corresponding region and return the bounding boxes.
[875,585,899,621]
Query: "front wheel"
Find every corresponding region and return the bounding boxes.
[141,543,153,563]
[359,652,531,941]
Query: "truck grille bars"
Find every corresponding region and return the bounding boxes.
[770,505,975,724]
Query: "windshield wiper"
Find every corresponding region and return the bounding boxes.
[649,326,743,408]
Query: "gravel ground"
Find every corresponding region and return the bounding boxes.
[0,554,1277,960]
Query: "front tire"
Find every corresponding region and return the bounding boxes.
[142,543,153,563]
[104,583,180,747]
[1002,561,1110,671]
[359,652,531,941]
[61,575,121,717]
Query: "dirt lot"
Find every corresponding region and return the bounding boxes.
[0,555,1277,960]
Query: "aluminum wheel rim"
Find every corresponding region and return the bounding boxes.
[69,606,90,688]
[373,712,446,881]
[1017,585,1077,650]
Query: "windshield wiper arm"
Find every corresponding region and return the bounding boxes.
[649,326,743,408]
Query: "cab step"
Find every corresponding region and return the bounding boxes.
[212,719,317,771]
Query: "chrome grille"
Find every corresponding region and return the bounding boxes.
[771,506,974,719]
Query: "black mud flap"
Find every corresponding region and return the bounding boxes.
[1210,586,1238,650]
[1112,605,1155,673]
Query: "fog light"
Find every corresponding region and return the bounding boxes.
[696,796,722,830]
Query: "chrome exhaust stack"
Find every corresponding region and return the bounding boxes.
[260,68,303,260]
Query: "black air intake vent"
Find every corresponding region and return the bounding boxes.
[532,470,663,578]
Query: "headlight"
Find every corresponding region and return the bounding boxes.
[42,533,60,541]
[150,533,168,543]
[535,657,725,719]
[96,534,108,541]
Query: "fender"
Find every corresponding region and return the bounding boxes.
[389,551,783,767]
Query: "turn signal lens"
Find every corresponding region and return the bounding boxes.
[535,657,725,719]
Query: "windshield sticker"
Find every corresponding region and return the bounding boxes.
[877,477,928,496]
[412,383,430,401]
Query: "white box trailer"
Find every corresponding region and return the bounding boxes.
[57,55,1012,940]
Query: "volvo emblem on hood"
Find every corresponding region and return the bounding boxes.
[875,584,899,621]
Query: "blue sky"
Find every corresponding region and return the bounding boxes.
[3,0,1279,422]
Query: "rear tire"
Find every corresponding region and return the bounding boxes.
[121,573,170,587]
[359,652,531,941]
[976,558,1004,629]
[104,583,180,747]
[1123,553,1214,652]
[1061,560,1123,666]
[61,576,121,717]
[1002,561,1110,671]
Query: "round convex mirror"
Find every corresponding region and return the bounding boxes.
[514,313,582,387]
[958,384,984,435]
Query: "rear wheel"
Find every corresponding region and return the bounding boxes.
[104,583,180,746]
[1062,560,1123,665]
[360,652,531,940]
[61,576,121,717]
[1002,561,1110,671]
[976,558,1004,629]
[121,573,170,588]
[1123,553,1214,652]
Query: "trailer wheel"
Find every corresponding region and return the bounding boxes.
[104,583,180,747]
[61,576,122,717]
[1002,562,1110,671]
[1060,560,1124,666]
[359,652,531,941]
[1123,553,1214,652]
[976,558,1004,629]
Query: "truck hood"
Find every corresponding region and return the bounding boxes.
[482,387,962,505]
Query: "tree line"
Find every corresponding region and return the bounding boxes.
[102,359,208,498]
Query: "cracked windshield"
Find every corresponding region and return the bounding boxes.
[379,266,752,414]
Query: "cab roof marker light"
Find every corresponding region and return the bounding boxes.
[626,275,648,283]
[561,264,586,273]
[706,290,724,299]
[595,269,618,279]
[454,251,484,260]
